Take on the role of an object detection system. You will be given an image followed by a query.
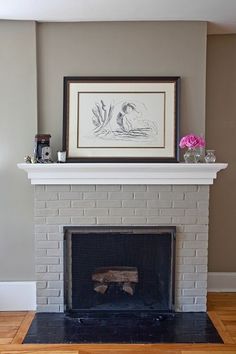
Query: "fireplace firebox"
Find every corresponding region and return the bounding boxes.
[64,226,176,314]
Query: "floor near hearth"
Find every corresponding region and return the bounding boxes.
[0,292,236,353]
[0,311,35,344]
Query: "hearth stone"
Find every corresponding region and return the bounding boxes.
[23,312,222,344]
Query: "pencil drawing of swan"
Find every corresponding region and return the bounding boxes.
[91,99,158,142]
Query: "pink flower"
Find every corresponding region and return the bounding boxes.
[179,134,205,149]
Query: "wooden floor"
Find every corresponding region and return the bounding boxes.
[1,293,236,353]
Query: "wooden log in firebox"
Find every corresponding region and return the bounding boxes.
[122,281,135,296]
[92,266,138,283]
[92,266,138,295]
[93,282,108,294]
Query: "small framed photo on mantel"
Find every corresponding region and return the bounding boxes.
[63,76,180,163]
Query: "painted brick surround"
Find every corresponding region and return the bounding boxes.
[35,184,209,313]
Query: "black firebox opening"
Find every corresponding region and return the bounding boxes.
[64,226,176,314]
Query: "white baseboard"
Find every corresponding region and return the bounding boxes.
[0,281,36,311]
[208,272,236,292]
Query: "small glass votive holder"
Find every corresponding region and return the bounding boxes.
[57,151,66,163]
[204,150,216,163]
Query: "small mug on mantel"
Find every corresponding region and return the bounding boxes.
[57,151,67,163]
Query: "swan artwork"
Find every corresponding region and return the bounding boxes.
[116,102,158,137]
[91,99,158,143]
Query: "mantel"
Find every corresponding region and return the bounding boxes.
[17,163,228,185]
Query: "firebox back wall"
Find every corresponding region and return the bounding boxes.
[35,184,209,312]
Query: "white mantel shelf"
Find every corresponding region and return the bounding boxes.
[17,163,228,185]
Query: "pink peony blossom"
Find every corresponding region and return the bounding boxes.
[179,134,205,149]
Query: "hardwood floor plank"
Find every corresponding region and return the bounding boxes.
[219,317,236,322]
[182,351,236,353]
[79,350,181,354]
[0,344,234,351]
[0,314,27,318]
[0,343,233,351]
[0,326,18,341]
[0,339,12,345]
[72,351,179,354]
[224,326,236,336]
[208,311,235,344]
[209,307,236,312]
[0,320,24,328]
[0,348,236,354]
[2,350,75,353]
[12,313,35,345]
[0,330,17,338]
[208,293,236,297]
[222,322,236,327]
[0,351,79,354]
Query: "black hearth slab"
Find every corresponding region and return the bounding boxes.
[23,312,223,344]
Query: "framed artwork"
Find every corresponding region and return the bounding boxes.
[63,76,180,162]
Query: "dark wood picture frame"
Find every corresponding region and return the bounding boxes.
[63,76,180,163]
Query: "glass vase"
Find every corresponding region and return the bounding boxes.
[204,150,216,163]
[184,148,201,163]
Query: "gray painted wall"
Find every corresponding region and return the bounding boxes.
[0,20,207,281]
[37,21,207,157]
[0,21,37,280]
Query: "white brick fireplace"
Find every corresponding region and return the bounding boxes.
[18,163,227,313]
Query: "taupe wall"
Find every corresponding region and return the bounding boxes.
[207,34,236,272]
[37,21,207,156]
[0,20,208,281]
[0,21,37,280]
